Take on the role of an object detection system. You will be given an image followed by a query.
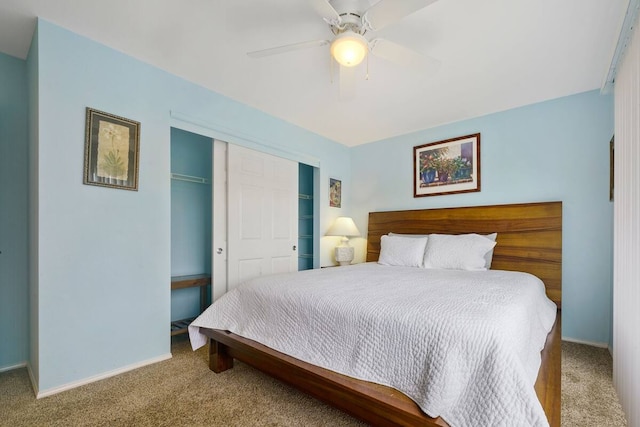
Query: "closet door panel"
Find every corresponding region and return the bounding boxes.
[212,140,228,301]
[227,144,298,291]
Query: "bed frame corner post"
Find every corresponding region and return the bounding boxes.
[209,337,234,373]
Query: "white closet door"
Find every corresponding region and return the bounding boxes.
[212,139,228,301]
[227,144,298,290]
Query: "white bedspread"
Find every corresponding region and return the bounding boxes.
[189,263,557,427]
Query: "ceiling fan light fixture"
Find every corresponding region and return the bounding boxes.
[330,31,368,67]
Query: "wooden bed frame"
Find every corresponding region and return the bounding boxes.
[200,201,562,426]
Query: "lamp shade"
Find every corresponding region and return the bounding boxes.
[326,217,361,237]
[330,31,368,67]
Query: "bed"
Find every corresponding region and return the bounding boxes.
[190,201,562,427]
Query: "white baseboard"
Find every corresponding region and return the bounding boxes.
[35,353,172,399]
[562,336,609,348]
[0,361,27,373]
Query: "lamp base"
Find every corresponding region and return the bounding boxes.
[334,245,354,266]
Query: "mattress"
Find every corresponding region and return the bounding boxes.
[189,262,557,427]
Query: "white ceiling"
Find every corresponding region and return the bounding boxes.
[0,0,628,146]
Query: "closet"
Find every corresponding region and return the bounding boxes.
[169,129,317,333]
[298,164,314,271]
[170,128,212,335]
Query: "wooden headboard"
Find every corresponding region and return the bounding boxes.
[366,201,562,307]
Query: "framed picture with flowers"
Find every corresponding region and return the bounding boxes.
[83,108,140,191]
[413,133,480,197]
[329,178,342,207]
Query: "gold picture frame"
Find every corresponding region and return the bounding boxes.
[83,108,140,191]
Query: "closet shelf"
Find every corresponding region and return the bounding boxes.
[299,215,313,220]
[299,254,314,259]
[171,316,198,336]
[298,193,313,200]
[171,173,211,185]
[170,274,211,336]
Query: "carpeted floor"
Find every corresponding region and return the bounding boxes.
[0,338,627,426]
[561,342,627,426]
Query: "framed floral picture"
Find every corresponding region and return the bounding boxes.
[414,133,480,197]
[329,178,341,208]
[83,108,140,190]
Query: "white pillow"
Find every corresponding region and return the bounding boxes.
[388,232,429,238]
[378,235,429,267]
[391,232,498,269]
[484,233,497,269]
[423,233,497,271]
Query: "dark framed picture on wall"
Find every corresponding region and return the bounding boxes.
[329,178,341,208]
[83,107,140,191]
[610,135,614,201]
[414,133,481,197]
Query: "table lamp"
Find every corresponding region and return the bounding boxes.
[326,217,361,266]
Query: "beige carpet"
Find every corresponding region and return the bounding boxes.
[561,341,627,426]
[0,337,627,426]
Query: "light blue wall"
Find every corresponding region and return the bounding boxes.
[351,90,614,345]
[29,19,350,392]
[27,25,40,384]
[0,52,29,370]
[170,128,212,321]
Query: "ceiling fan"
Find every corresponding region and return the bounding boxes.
[247,0,440,94]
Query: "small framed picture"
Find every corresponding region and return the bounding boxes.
[83,108,140,191]
[610,135,614,201]
[329,178,341,208]
[414,133,480,197]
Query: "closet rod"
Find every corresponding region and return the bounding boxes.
[171,173,211,184]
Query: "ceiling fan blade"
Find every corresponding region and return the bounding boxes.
[363,0,438,31]
[339,64,356,101]
[247,40,329,58]
[370,38,441,75]
[311,0,342,25]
